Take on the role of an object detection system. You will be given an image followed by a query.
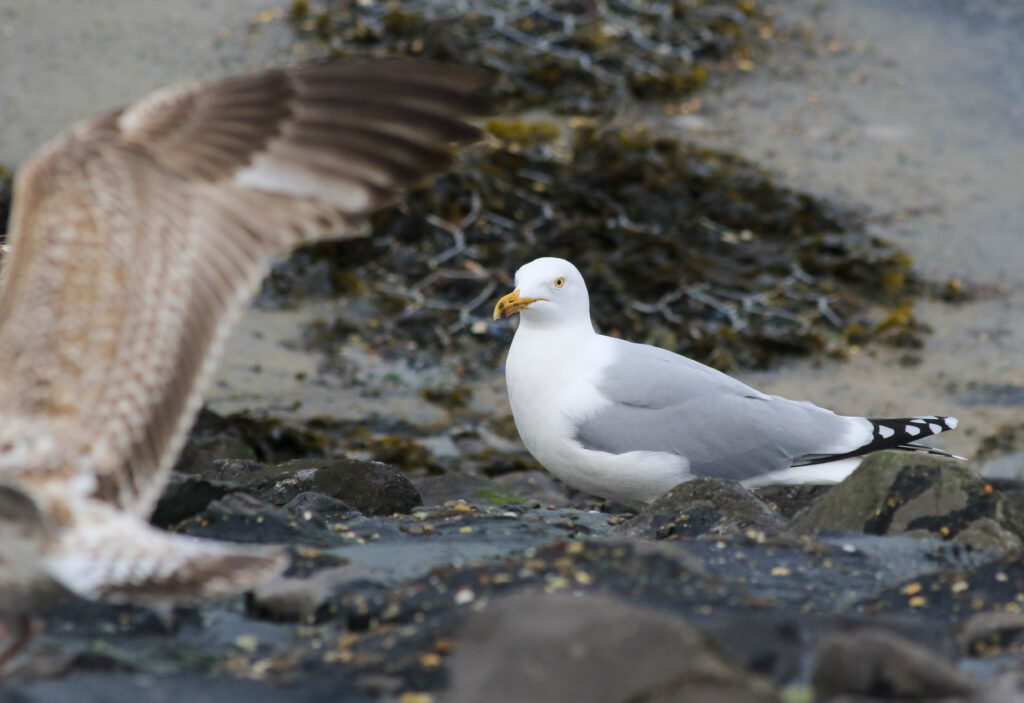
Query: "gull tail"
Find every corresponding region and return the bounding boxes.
[796,415,962,467]
[46,508,287,605]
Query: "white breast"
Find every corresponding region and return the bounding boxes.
[504,326,689,503]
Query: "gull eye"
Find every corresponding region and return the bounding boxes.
[553,277,565,288]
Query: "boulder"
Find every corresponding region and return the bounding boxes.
[789,453,1024,551]
[612,478,786,539]
[241,458,421,516]
[444,590,778,703]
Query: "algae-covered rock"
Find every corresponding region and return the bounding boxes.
[612,477,786,539]
[789,453,1024,551]
[245,458,421,516]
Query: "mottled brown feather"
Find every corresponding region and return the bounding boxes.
[0,59,495,531]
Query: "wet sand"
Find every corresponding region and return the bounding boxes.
[685,0,1024,467]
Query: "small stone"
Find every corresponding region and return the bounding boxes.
[454,588,476,605]
[234,635,260,653]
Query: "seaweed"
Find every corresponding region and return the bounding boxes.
[288,0,769,115]
[266,121,919,372]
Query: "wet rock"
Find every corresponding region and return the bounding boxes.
[445,590,779,703]
[204,458,273,484]
[151,473,236,528]
[753,484,833,520]
[413,473,508,507]
[244,458,421,516]
[789,454,1024,551]
[611,478,786,539]
[493,470,570,507]
[283,492,357,523]
[0,672,375,703]
[957,612,1024,658]
[177,492,341,547]
[705,613,955,686]
[250,564,383,622]
[812,627,974,701]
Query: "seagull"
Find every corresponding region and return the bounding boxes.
[0,59,494,664]
[493,257,959,504]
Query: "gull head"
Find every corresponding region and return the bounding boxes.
[493,257,590,328]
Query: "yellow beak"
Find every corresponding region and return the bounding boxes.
[493,289,543,320]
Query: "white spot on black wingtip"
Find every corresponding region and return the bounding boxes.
[946,417,959,429]
[905,424,921,436]
[878,425,895,439]
[928,423,943,434]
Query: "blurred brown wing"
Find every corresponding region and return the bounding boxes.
[0,60,495,515]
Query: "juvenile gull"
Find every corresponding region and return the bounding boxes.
[493,257,959,504]
[0,59,494,663]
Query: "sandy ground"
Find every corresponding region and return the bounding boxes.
[0,0,294,165]
[692,0,1024,468]
[1,0,1021,472]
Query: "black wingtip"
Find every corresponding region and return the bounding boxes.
[797,415,960,467]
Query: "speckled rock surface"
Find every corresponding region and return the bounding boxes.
[789,454,1024,551]
[612,478,787,539]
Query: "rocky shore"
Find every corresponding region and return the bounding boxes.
[6,420,1024,702]
[2,0,1023,701]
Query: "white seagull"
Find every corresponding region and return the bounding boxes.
[493,257,959,504]
[0,59,494,664]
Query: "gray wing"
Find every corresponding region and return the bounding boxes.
[0,60,494,516]
[575,339,855,480]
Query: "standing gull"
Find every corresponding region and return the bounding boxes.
[493,257,959,504]
[0,59,494,662]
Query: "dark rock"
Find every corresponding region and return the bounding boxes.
[789,453,1024,551]
[445,590,779,703]
[151,473,236,528]
[177,492,341,547]
[283,492,357,523]
[173,408,261,476]
[250,564,383,622]
[242,458,420,516]
[206,458,273,484]
[493,470,570,507]
[812,627,974,701]
[705,613,955,686]
[957,612,1024,657]
[753,484,833,520]
[413,473,507,507]
[0,672,375,703]
[611,478,786,539]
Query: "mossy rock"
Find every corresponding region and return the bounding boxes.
[613,477,786,539]
[789,453,1024,551]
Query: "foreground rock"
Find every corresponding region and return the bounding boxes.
[445,590,779,703]
[790,454,1024,550]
